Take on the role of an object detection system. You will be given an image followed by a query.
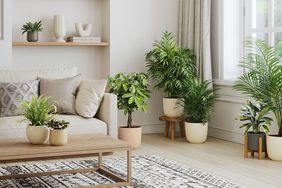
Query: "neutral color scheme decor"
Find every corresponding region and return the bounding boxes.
[0,0,3,40]
[26,32,38,42]
[162,98,184,118]
[75,23,92,37]
[118,126,142,149]
[0,155,242,188]
[26,126,49,144]
[40,74,81,115]
[49,129,68,146]
[12,41,109,46]
[0,80,39,116]
[178,0,212,81]
[185,122,208,143]
[159,116,185,142]
[266,136,282,161]
[53,15,66,42]
[0,134,132,187]
[75,79,107,118]
[21,21,43,42]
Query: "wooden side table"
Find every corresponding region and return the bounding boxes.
[159,116,185,142]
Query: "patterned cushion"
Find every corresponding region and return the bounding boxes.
[0,80,39,117]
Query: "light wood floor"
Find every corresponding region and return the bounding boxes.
[1,134,282,188]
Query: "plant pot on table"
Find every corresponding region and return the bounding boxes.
[163,98,184,118]
[26,125,49,144]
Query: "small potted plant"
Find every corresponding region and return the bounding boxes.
[181,78,216,143]
[47,119,70,146]
[19,96,56,144]
[108,72,150,149]
[21,20,43,42]
[145,31,196,118]
[238,101,272,153]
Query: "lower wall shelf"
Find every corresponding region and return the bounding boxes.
[12,42,109,47]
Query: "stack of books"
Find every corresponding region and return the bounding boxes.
[66,37,101,43]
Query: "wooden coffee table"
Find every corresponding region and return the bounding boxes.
[0,134,132,187]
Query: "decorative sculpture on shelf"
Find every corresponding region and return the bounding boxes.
[75,23,92,37]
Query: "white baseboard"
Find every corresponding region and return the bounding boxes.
[141,123,181,134]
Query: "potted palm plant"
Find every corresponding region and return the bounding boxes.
[47,119,70,146]
[21,20,43,42]
[19,96,56,144]
[145,31,196,118]
[108,72,150,149]
[181,78,216,143]
[238,101,272,153]
[234,39,282,160]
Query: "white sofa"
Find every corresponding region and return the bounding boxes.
[0,67,118,139]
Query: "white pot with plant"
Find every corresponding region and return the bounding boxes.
[181,78,216,144]
[234,39,282,161]
[108,72,151,149]
[145,31,196,118]
[19,96,56,144]
[21,20,43,42]
[47,119,69,146]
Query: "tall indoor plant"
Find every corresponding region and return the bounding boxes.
[233,39,282,160]
[108,72,150,149]
[181,78,216,143]
[145,31,196,118]
[21,20,43,42]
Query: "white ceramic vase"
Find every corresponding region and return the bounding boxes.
[185,122,208,144]
[266,135,282,161]
[53,15,66,42]
[49,129,68,146]
[75,23,92,37]
[118,126,142,149]
[163,98,184,118]
[26,126,49,144]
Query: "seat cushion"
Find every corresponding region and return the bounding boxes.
[0,115,107,139]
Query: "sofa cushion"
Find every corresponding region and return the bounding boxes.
[75,80,107,118]
[0,80,39,117]
[0,115,107,139]
[40,75,81,115]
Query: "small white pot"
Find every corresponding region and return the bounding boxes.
[163,98,184,118]
[49,129,68,146]
[266,135,282,161]
[118,126,142,149]
[26,126,49,144]
[185,122,208,144]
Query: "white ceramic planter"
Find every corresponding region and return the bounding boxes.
[53,15,66,42]
[26,126,49,144]
[49,129,68,146]
[184,122,208,144]
[163,98,184,118]
[118,126,142,149]
[267,135,282,161]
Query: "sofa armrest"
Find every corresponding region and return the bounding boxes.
[96,93,118,138]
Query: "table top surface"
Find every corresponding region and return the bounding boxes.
[0,134,131,162]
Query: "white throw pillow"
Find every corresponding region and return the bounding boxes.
[75,80,107,118]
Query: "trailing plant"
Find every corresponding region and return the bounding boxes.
[233,39,282,137]
[21,20,43,34]
[108,72,151,128]
[238,101,273,135]
[145,31,196,98]
[181,78,216,123]
[47,119,69,130]
[19,96,56,126]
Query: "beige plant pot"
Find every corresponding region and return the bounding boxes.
[118,126,142,149]
[267,135,282,161]
[163,98,184,118]
[26,126,49,144]
[185,122,208,144]
[49,129,68,146]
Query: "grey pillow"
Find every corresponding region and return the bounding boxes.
[0,80,39,117]
[40,75,81,115]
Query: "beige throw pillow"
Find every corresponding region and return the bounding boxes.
[75,80,107,118]
[40,75,81,115]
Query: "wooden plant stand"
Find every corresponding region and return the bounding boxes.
[244,135,267,160]
[159,116,185,142]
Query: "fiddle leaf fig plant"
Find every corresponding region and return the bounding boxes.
[108,72,151,128]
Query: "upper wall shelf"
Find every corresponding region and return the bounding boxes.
[12,42,109,47]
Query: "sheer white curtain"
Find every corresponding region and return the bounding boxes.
[178,0,212,81]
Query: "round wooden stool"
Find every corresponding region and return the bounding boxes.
[159,116,185,142]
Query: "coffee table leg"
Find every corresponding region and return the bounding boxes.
[98,152,102,168]
[127,149,132,183]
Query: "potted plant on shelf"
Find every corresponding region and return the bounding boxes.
[108,72,150,149]
[19,96,56,144]
[47,119,70,146]
[145,31,196,118]
[233,39,282,160]
[181,78,216,143]
[238,101,272,153]
[21,20,43,42]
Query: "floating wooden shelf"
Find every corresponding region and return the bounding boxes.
[12,42,109,47]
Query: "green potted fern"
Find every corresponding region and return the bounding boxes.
[21,20,43,42]
[145,31,196,118]
[108,72,150,149]
[47,119,70,146]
